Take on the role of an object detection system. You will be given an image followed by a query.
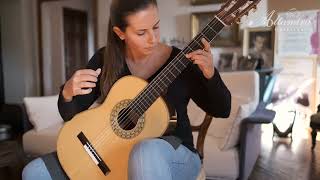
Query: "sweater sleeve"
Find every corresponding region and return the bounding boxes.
[57,47,105,121]
[188,63,231,118]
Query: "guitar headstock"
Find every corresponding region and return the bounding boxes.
[216,0,261,26]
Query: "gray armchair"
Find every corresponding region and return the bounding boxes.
[239,102,275,180]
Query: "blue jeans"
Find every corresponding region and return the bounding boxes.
[22,138,201,180]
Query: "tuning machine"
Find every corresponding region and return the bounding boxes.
[251,5,257,13]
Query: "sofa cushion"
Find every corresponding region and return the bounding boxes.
[23,123,63,155]
[220,71,259,102]
[193,133,239,179]
[219,101,257,150]
[188,95,244,137]
[23,95,63,131]
[208,95,250,139]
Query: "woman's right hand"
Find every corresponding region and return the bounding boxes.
[62,68,101,102]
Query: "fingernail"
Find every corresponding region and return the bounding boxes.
[96,68,101,75]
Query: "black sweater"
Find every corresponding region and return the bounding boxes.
[58,46,231,152]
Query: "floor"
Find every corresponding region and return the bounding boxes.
[249,110,320,180]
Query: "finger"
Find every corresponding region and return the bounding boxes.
[78,75,98,82]
[96,68,101,75]
[189,54,209,63]
[78,69,100,77]
[201,38,211,52]
[192,59,207,67]
[186,50,209,58]
[79,82,96,88]
[75,88,93,95]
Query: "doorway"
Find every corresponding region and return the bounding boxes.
[63,8,88,80]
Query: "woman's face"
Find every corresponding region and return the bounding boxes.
[115,5,160,57]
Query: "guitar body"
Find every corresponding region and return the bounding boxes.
[57,76,170,180]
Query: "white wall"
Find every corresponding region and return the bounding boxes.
[97,0,111,48]
[42,0,94,95]
[21,0,40,98]
[0,0,39,103]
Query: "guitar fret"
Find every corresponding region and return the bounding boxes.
[190,41,202,51]
[145,92,153,103]
[155,82,164,92]
[143,92,155,108]
[207,24,218,34]
[168,69,175,78]
[158,79,167,89]
[186,45,194,52]
[152,89,160,99]
[134,101,145,114]
[193,39,203,49]
[139,99,148,110]
[214,15,227,26]
[164,75,172,84]
[135,105,143,115]
[200,32,210,42]
[177,58,187,68]
[132,99,143,111]
[171,63,181,73]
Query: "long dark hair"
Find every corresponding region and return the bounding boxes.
[99,0,158,101]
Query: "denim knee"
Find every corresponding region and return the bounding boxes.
[130,139,170,160]
[128,139,172,180]
[22,158,52,180]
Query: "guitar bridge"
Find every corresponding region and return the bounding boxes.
[77,132,110,176]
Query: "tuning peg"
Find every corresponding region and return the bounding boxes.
[252,5,257,13]
[236,18,241,24]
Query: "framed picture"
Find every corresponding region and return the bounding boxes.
[191,11,240,47]
[243,27,275,69]
[217,53,235,72]
[191,0,225,5]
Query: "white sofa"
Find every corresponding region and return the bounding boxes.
[22,71,274,180]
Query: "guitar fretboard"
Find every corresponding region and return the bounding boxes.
[131,16,226,117]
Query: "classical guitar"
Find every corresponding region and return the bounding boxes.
[57,0,261,179]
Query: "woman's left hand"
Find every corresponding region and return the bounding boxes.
[186,38,214,79]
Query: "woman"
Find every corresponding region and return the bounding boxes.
[22,0,231,179]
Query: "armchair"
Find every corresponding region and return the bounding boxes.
[187,71,275,180]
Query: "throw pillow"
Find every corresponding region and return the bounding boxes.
[23,95,64,131]
[219,101,257,151]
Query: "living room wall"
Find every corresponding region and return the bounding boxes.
[0,0,39,104]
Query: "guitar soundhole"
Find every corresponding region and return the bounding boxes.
[117,108,138,131]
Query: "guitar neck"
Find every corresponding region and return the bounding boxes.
[131,16,226,116]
